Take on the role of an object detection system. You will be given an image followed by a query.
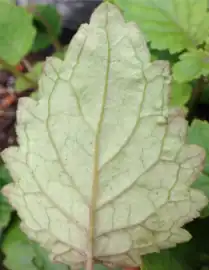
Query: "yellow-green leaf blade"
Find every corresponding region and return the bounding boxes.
[188,120,209,217]
[0,2,36,65]
[114,0,209,53]
[173,49,209,83]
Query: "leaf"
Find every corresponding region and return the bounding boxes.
[173,50,209,83]
[170,82,192,109]
[15,62,43,92]
[194,173,209,218]
[114,0,209,53]
[2,221,68,270]
[187,120,209,217]
[0,2,36,65]
[0,163,12,229]
[52,47,68,61]
[1,2,207,269]
[188,120,209,176]
[31,5,61,52]
[143,217,209,270]
[142,249,190,270]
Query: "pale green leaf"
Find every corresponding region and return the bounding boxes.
[188,120,209,217]
[193,173,209,218]
[204,35,209,51]
[170,82,192,109]
[114,0,209,53]
[188,120,209,174]
[173,50,209,83]
[0,2,36,65]
[0,163,12,229]
[1,3,207,269]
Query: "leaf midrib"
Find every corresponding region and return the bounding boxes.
[88,5,111,264]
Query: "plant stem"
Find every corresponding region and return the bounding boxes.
[0,58,37,89]
[86,253,94,270]
[22,58,33,72]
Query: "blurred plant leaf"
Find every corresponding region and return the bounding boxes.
[0,163,12,229]
[188,120,209,217]
[0,2,36,65]
[114,0,209,54]
[2,221,69,270]
[170,82,192,109]
[173,49,209,83]
[142,249,191,270]
[31,4,61,52]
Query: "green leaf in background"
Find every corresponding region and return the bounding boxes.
[0,2,36,65]
[31,5,61,52]
[142,249,190,270]
[173,50,209,83]
[170,82,192,109]
[0,163,12,229]
[15,62,43,92]
[142,217,209,270]
[187,120,209,217]
[2,221,68,270]
[114,0,209,53]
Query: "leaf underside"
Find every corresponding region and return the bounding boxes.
[1,3,207,269]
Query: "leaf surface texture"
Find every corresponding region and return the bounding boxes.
[1,3,207,269]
